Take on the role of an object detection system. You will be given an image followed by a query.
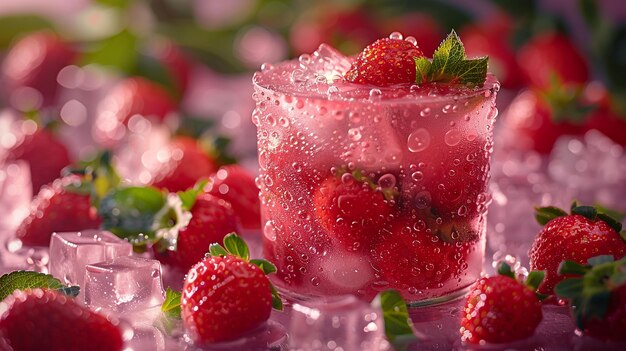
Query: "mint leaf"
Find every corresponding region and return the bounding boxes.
[250,259,277,275]
[177,179,209,211]
[375,290,417,347]
[223,233,249,260]
[496,261,516,279]
[162,288,182,319]
[415,57,432,84]
[416,30,488,86]
[0,271,78,300]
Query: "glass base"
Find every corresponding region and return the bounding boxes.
[405,285,471,308]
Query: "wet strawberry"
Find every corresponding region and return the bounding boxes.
[556,256,626,341]
[151,136,217,192]
[15,176,102,247]
[0,288,123,351]
[181,234,282,344]
[1,32,75,107]
[312,171,392,251]
[460,263,544,344]
[529,204,626,295]
[3,125,71,193]
[517,32,589,90]
[345,37,424,86]
[371,217,472,294]
[205,165,261,230]
[167,194,240,270]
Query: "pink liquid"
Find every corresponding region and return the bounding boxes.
[253,45,499,303]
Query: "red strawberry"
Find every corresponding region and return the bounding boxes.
[181,234,281,344]
[167,194,240,270]
[151,136,217,192]
[586,105,626,146]
[152,41,192,95]
[345,37,424,87]
[1,32,75,108]
[15,176,102,247]
[556,256,626,341]
[370,216,473,294]
[205,165,261,230]
[3,124,71,193]
[0,288,123,351]
[460,263,544,344]
[517,32,589,90]
[94,77,176,144]
[529,204,626,295]
[505,89,586,154]
[312,171,393,251]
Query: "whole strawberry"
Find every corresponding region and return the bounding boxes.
[345,36,424,86]
[460,263,544,344]
[205,165,261,230]
[15,176,102,247]
[529,203,626,295]
[151,136,217,192]
[517,32,589,90]
[0,288,123,351]
[371,217,472,294]
[1,32,75,107]
[181,233,282,344]
[312,170,393,251]
[3,125,72,193]
[556,255,626,341]
[169,194,240,270]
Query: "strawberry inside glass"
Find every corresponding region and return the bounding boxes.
[253,31,499,304]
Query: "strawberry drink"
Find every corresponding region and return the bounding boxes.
[254,31,499,304]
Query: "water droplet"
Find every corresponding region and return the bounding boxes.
[411,171,424,182]
[405,36,418,46]
[420,107,431,117]
[407,128,431,152]
[369,89,382,101]
[310,276,320,286]
[348,128,362,141]
[260,63,273,71]
[298,54,311,66]
[444,129,462,146]
[410,84,420,93]
[457,205,468,216]
[389,32,403,40]
[378,174,396,189]
[415,191,431,209]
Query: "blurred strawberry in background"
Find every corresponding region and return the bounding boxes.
[379,12,443,57]
[1,31,75,110]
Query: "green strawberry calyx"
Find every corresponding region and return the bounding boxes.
[534,201,624,240]
[415,30,488,86]
[555,255,626,330]
[210,233,283,311]
[496,261,547,300]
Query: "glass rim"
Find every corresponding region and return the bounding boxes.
[253,63,499,105]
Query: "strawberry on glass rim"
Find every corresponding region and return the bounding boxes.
[254,30,497,303]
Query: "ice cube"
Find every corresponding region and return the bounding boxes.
[288,295,390,351]
[125,325,165,351]
[48,230,132,291]
[84,256,165,313]
[318,250,375,295]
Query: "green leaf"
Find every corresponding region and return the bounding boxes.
[376,290,417,346]
[80,29,137,73]
[270,285,283,311]
[223,233,249,261]
[596,213,623,234]
[414,57,432,85]
[201,135,237,166]
[534,206,568,225]
[496,261,516,279]
[98,186,166,239]
[571,205,597,220]
[95,0,131,8]
[558,260,589,276]
[525,271,545,291]
[0,271,65,300]
[417,30,488,86]
[555,277,584,299]
[587,255,615,266]
[161,288,182,319]
[134,53,179,100]
[0,15,53,49]
[177,179,209,211]
[250,259,277,275]
[209,243,229,257]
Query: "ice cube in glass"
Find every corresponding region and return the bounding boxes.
[84,256,166,313]
[48,230,132,289]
